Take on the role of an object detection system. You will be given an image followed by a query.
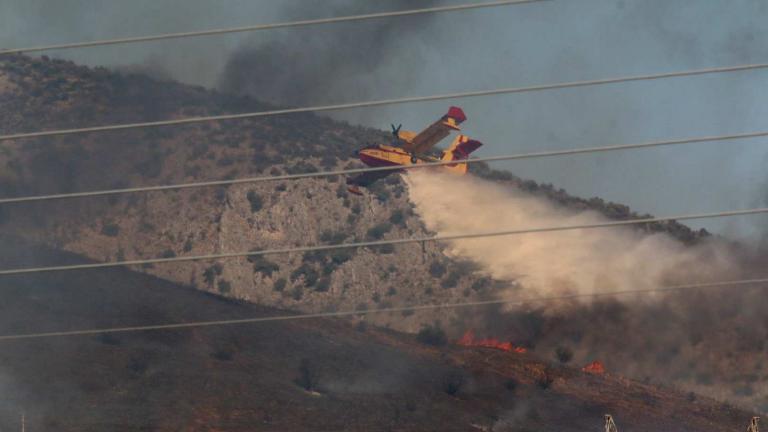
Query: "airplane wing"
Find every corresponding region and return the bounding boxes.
[402,106,467,155]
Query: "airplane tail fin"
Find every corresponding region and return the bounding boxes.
[440,134,482,174]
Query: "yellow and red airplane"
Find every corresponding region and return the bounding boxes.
[346,106,482,195]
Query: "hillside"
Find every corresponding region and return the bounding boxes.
[0,54,766,413]
[0,54,707,319]
[0,235,757,431]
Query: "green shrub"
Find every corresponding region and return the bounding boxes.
[246,191,263,212]
[441,270,461,289]
[471,277,492,292]
[389,209,406,226]
[320,230,347,244]
[273,278,287,292]
[315,277,331,292]
[291,264,319,287]
[416,325,447,346]
[101,223,120,237]
[329,248,354,265]
[429,262,446,278]
[504,378,518,392]
[291,286,304,300]
[371,244,395,254]
[218,280,232,294]
[555,346,573,364]
[366,222,392,240]
[248,255,279,276]
[443,371,465,396]
[295,358,319,391]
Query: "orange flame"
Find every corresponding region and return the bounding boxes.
[456,330,527,353]
[581,360,606,374]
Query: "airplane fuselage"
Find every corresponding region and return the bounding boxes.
[357,144,435,168]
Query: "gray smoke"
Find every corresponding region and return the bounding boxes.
[405,170,737,299]
[217,0,442,107]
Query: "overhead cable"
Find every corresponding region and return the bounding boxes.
[1,206,766,276]
[1,62,768,143]
[1,276,766,341]
[0,0,548,55]
[1,129,767,205]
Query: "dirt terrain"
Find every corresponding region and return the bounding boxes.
[0,54,766,414]
[0,235,757,431]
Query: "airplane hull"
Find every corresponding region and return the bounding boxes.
[357,145,417,168]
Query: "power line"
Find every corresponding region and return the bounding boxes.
[2,62,767,143]
[2,129,767,205]
[1,276,766,342]
[0,0,548,56]
[1,206,766,276]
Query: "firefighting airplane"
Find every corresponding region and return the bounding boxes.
[346,106,482,195]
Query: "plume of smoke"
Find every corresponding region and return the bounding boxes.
[217,0,441,108]
[405,170,737,300]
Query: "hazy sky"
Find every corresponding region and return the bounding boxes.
[2,0,767,238]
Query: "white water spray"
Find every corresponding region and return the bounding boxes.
[405,170,735,299]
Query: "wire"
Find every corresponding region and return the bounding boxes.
[0,0,548,56]
[1,206,766,276]
[2,62,768,143]
[2,129,767,205]
[1,276,766,342]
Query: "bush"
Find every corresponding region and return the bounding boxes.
[273,278,287,292]
[389,209,406,226]
[443,371,465,396]
[127,355,149,375]
[504,378,518,392]
[160,249,176,259]
[555,346,573,364]
[366,222,392,240]
[291,264,319,287]
[218,280,232,294]
[295,358,319,391]
[416,325,447,347]
[248,255,279,276]
[536,371,554,390]
[471,277,491,292]
[246,191,263,212]
[315,277,331,292]
[429,262,447,278]
[371,244,395,254]
[211,348,234,361]
[291,286,303,300]
[320,230,348,244]
[355,321,367,332]
[329,248,354,265]
[96,333,121,346]
[441,271,460,289]
[101,223,120,237]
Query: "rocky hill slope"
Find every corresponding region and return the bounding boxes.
[0,54,765,413]
[0,235,757,431]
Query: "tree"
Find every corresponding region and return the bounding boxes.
[555,346,573,364]
[416,325,447,347]
[295,358,319,392]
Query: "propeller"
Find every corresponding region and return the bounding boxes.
[390,123,402,138]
